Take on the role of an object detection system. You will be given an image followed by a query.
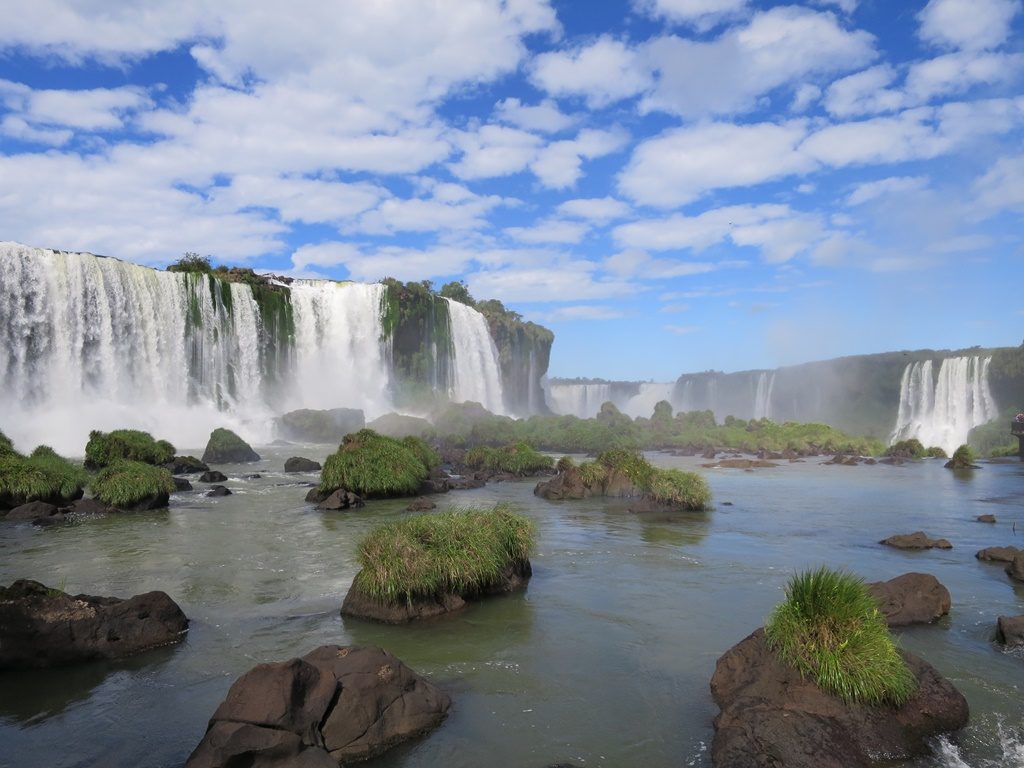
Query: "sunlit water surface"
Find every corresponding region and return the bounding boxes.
[1,449,1022,768]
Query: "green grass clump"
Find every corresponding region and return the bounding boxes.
[646,468,711,510]
[400,436,440,472]
[886,438,926,459]
[555,455,576,472]
[945,443,976,469]
[0,446,87,504]
[90,460,175,508]
[925,446,948,459]
[0,429,13,454]
[84,429,176,469]
[320,429,429,497]
[595,449,655,487]
[765,567,916,706]
[464,442,553,475]
[353,505,534,605]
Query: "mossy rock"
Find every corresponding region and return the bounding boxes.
[464,442,553,476]
[944,444,978,470]
[91,460,175,511]
[201,428,260,464]
[0,446,86,510]
[319,429,429,498]
[84,429,176,470]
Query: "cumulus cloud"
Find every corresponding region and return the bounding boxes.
[846,176,930,206]
[557,197,632,223]
[917,0,1021,52]
[505,218,590,244]
[530,35,653,107]
[633,0,749,31]
[493,97,576,133]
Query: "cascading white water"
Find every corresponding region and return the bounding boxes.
[545,383,613,418]
[288,280,393,417]
[0,242,270,453]
[444,297,506,414]
[622,383,676,418]
[890,356,997,454]
[753,372,775,420]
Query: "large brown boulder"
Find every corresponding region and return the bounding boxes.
[976,546,1021,563]
[534,465,591,500]
[711,628,969,768]
[867,573,951,626]
[342,560,531,624]
[996,615,1024,647]
[316,489,364,511]
[0,579,188,668]
[880,531,952,550]
[186,645,450,768]
[1007,552,1024,583]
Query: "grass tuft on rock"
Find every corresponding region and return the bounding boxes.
[945,443,976,469]
[464,442,553,475]
[353,505,534,605]
[646,468,712,509]
[765,567,916,706]
[91,460,175,508]
[0,429,13,454]
[0,446,87,504]
[84,429,176,469]
[400,435,441,472]
[320,429,429,497]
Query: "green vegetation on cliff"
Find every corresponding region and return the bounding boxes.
[765,567,916,706]
[352,505,534,605]
[91,460,175,508]
[319,429,430,497]
[84,429,175,469]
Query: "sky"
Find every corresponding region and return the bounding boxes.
[0,0,1022,381]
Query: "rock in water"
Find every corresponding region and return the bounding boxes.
[996,616,1024,647]
[201,428,260,464]
[285,456,322,473]
[710,628,969,768]
[880,531,952,550]
[186,645,449,767]
[976,514,996,523]
[2,501,59,522]
[164,456,209,474]
[976,546,1021,563]
[198,470,228,483]
[867,573,950,626]
[316,489,364,511]
[0,579,188,668]
[1007,553,1024,583]
[206,485,231,497]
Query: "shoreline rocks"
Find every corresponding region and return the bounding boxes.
[710,628,969,768]
[186,645,449,768]
[880,531,952,550]
[0,579,188,668]
[867,573,950,626]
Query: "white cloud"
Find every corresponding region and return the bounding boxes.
[813,0,858,12]
[634,0,749,31]
[0,115,72,146]
[530,128,628,188]
[659,302,690,313]
[618,121,813,207]
[791,83,822,112]
[0,79,152,136]
[354,183,507,235]
[640,7,877,118]
[212,175,386,224]
[493,97,576,133]
[557,197,632,223]
[450,124,542,179]
[468,261,640,302]
[664,324,698,335]
[530,35,653,108]
[905,51,1024,102]
[918,0,1021,52]
[846,176,930,206]
[730,215,827,263]
[824,65,904,117]
[541,304,625,321]
[506,218,590,244]
[605,249,720,278]
[972,153,1024,215]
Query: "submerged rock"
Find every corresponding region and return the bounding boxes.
[0,579,188,668]
[3,501,58,522]
[172,477,193,492]
[316,489,364,511]
[976,514,996,523]
[206,485,231,497]
[201,428,260,464]
[710,628,969,768]
[285,456,322,473]
[975,546,1021,563]
[996,615,1024,647]
[867,572,950,626]
[880,531,952,550]
[186,645,449,768]
[199,470,227,483]
[164,456,209,475]
[406,497,436,511]
[702,458,778,469]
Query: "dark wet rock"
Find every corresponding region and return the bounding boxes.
[172,477,193,492]
[0,579,188,668]
[186,645,449,768]
[201,428,260,464]
[418,473,451,494]
[702,459,778,469]
[534,465,591,500]
[116,492,170,512]
[976,546,1021,563]
[3,501,59,522]
[285,457,322,473]
[275,407,365,443]
[1007,553,1024,583]
[163,456,209,475]
[316,489,364,511]
[710,628,969,768]
[305,487,331,504]
[342,560,531,624]
[864,458,877,465]
[976,514,996,523]
[880,531,952,550]
[61,498,110,516]
[825,453,860,466]
[879,456,905,466]
[206,485,231,497]
[702,447,717,459]
[243,473,262,479]
[199,470,228,483]
[722,501,734,506]
[406,497,436,511]
[996,615,1024,647]
[867,573,951,626]
[32,513,68,527]
[446,473,485,491]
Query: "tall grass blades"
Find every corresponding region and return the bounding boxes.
[0,446,87,504]
[646,468,711,510]
[353,505,534,605]
[320,429,429,497]
[765,567,916,706]
[91,460,175,508]
[84,429,176,469]
[464,442,553,475]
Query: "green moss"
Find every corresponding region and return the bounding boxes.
[646,468,711,510]
[464,442,553,475]
[353,505,534,605]
[202,428,260,463]
[91,460,175,508]
[765,567,916,706]
[0,446,87,504]
[84,429,176,469]
[319,429,429,498]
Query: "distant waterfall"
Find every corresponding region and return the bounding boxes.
[622,383,676,418]
[753,372,775,420]
[444,298,506,415]
[890,356,997,454]
[546,383,612,418]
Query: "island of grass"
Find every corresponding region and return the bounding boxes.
[341,505,534,623]
[319,429,437,499]
[534,449,711,511]
[84,429,175,469]
[91,460,175,511]
[0,436,86,510]
[464,442,553,476]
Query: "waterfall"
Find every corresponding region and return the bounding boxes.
[444,297,506,415]
[622,383,676,418]
[546,383,613,418]
[890,356,997,454]
[753,372,775,420]
[288,280,393,416]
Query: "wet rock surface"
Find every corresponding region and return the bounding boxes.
[867,572,950,626]
[880,531,952,550]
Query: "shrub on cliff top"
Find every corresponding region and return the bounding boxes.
[319,429,428,497]
[90,460,175,508]
[353,505,534,605]
[85,429,175,469]
[765,567,916,706]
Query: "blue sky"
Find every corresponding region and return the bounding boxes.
[0,0,1022,380]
